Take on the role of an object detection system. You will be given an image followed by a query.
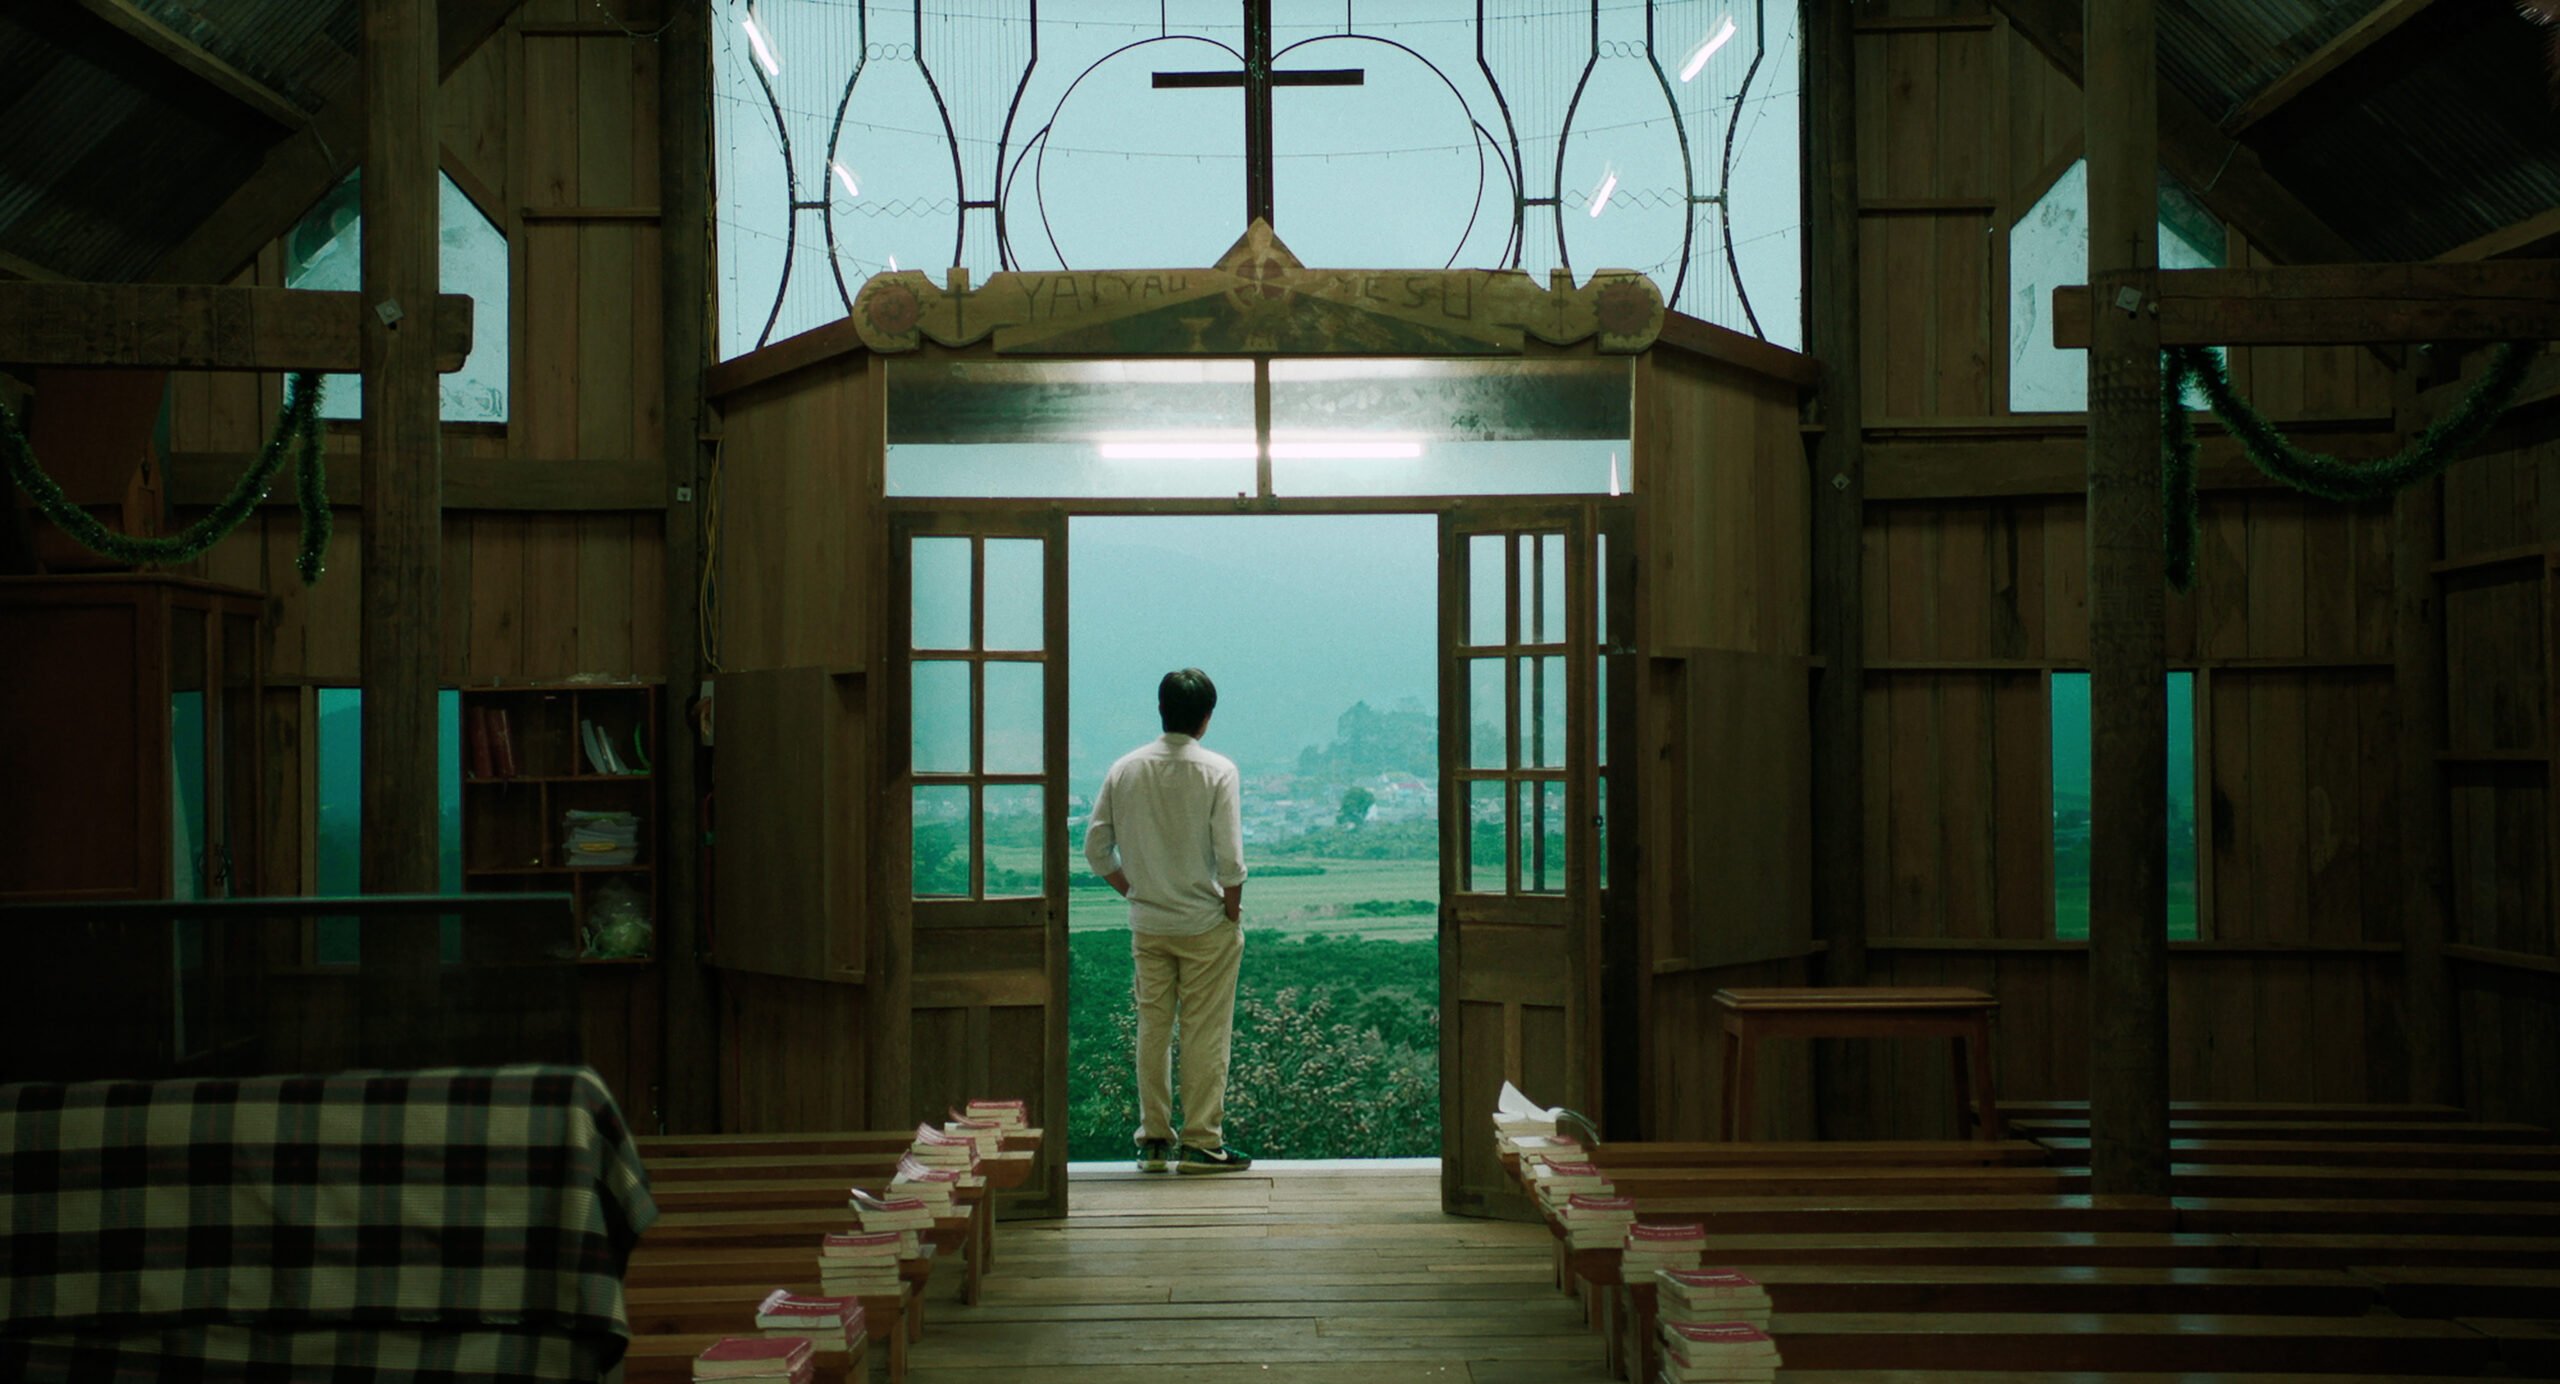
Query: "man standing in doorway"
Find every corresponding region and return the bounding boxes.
[1083,668,1254,1174]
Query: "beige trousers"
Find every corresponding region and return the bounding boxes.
[1130,920,1244,1150]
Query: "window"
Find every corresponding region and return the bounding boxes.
[2050,672,2198,940]
[908,533,1052,900]
[314,688,465,963]
[2008,160,2223,413]
[284,171,511,423]
[714,1,1802,359]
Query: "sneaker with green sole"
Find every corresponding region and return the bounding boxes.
[1135,1139,1171,1173]
[1176,1144,1252,1174]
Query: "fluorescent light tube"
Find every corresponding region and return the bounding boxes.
[1681,16,1737,81]
[741,5,780,76]
[1588,169,1618,218]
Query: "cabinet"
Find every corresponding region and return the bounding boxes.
[0,575,265,902]
[459,682,659,962]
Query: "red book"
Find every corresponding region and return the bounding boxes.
[489,708,518,778]
[894,1157,963,1183]
[1628,1222,1709,1242]
[1539,1161,1604,1179]
[467,707,494,779]
[966,1098,1026,1112]
[755,1289,864,1339]
[912,1124,972,1147]
[821,1230,905,1255]
[1566,1194,1637,1213]
[693,1334,815,1376]
[850,1190,929,1214]
[1663,1268,1759,1290]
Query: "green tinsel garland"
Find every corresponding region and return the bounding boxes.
[2,373,331,584]
[2161,343,2536,592]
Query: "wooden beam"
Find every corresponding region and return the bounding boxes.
[658,0,721,1135]
[356,0,442,1040]
[1803,0,1871,1141]
[74,0,310,129]
[148,0,526,289]
[0,249,70,283]
[2054,261,2560,348]
[0,283,472,372]
[164,452,664,510]
[2392,377,2458,1105]
[2085,0,2173,1200]
[2440,206,2560,263]
[1990,0,2364,267]
[1865,423,2402,499]
[2221,0,2435,136]
[1653,312,1823,390]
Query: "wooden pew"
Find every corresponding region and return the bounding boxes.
[2008,1117,2553,1145]
[620,1332,866,1384]
[2234,1233,2560,1270]
[1761,1311,2498,1374]
[622,1282,908,1384]
[1997,1100,2474,1124]
[2348,1266,2560,1318]
[2033,1137,2560,1170]
[1613,1264,2382,1383]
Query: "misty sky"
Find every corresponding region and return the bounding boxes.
[712,0,1802,358]
[1068,515,1437,786]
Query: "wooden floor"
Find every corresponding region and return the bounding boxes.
[897,1166,1610,1383]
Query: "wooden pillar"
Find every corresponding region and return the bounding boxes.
[1804,0,1871,1138]
[2394,442,2457,1105]
[2084,0,2170,1196]
[658,0,720,1133]
[357,0,444,1048]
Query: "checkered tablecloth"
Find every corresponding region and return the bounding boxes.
[0,1064,658,1382]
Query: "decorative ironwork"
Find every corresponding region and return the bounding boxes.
[716,0,1790,353]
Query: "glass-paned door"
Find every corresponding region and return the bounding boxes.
[1440,505,1601,1217]
[891,512,1069,1216]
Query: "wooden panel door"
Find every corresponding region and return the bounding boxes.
[890,512,1070,1217]
[1440,506,1603,1217]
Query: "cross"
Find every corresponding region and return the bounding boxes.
[1153,0,1363,228]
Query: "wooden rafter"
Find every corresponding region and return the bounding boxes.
[74,0,309,129]
[2221,0,2436,135]
[2440,206,2560,263]
[1989,0,2363,266]
[0,282,474,372]
[146,0,527,288]
[2051,261,2560,348]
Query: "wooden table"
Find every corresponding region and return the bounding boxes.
[1715,987,2001,1141]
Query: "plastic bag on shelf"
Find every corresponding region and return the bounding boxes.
[584,878,653,960]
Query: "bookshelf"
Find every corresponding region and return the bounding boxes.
[460,682,658,962]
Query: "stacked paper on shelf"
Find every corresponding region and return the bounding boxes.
[561,809,641,867]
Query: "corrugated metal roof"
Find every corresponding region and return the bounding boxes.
[127,0,356,118]
[2252,8,2560,260]
[0,6,292,282]
[2160,0,2372,124]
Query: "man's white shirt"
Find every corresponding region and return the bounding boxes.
[1082,733,1247,936]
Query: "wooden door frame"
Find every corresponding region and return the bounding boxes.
[885,509,1072,1216]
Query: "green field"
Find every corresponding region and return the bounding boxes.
[1065,853,1442,1161]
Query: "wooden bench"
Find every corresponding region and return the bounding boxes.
[1714,987,2001,1141]
[1998,1099,2472,1123]
[2348,1266,2560,1318]
[1761,1311,2497,1373]
[2010,1117,2554,1144]
[620,1331,866,1384]
[2033,1136,2560,1169]
[1612,1264,2381,1383]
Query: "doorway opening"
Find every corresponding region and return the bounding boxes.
[1064,514,1443,1164]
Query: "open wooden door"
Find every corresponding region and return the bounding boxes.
[1439,506,1605,1217]
[889,512,1071,1216]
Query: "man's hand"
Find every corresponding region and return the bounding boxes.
[1105,870,1131,899]
[1223,883,1244,923]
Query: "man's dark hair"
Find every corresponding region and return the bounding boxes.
[1159,668,1217,735]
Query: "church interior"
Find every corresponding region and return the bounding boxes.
[3,0,2559,1379]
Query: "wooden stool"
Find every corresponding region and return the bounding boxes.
[1713,986,2001,1141]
